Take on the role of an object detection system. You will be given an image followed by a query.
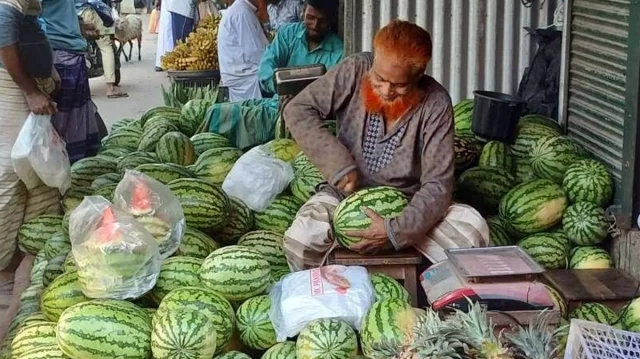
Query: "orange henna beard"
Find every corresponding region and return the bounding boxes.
[360,75,424,122]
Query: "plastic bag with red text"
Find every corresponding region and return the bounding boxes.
[112,170,185,259]
[69,196,161,299]
[269,265,375,341]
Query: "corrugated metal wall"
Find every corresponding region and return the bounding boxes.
[343,0,560,104]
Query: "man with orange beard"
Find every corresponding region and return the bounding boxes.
[282,20,485,271]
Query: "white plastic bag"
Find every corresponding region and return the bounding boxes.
[222,145,294,212]
[269,265,375,341]
[11,113,71,194]
[112,170,185,259]
[69,196,161,300]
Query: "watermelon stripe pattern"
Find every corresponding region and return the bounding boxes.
[150,256,203,304]
[169,178,230,231]
[140,107,182,126]
[11,322,58,357]
[138,122,179,152]
[71,157,119,188]
[622,298,640,332]
[487,216,512,247]
[155,287,235,354]
[518,233,568,270]
[511,125,560,160]
[530,136,586,183]
[296,318,358,359]
[456,166,517,210]
[18,215,63,256]
[499,179,567,235]
[562,202,609,246]
[360,299,415,358]
[176,227,220,258]
[478,141,515,172]
[370,273,410,303]
[517,115,563,134]
[156,132,196,166]
[569,246,613,269]
[135,163,194,185]
[56,299,152,359]
[190,133,232,157]
[218,198,254,245]
[116,151,158,174]
[101,130,141,151]
[254,195,303,234]
[266,139,300,162]
[236,295,277,350]
[16,344,71,359]
[262,341,296,359]
[290,153,324,203]
[180,99,211,136]
[151,309,217,359]
[193,147,243,184]
[333,187,408,248]
[563,159,614,207]
[237,231,288,274]
[215,351,253,359]
[453,99,474,137]
[199,246,272,301]
[544,285,567,318]
[569,303,619,326]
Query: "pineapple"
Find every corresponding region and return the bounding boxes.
[447,300,513,359]
[506,311,562,359]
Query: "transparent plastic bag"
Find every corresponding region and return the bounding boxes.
[69,196,161,300]
[112,170,185,259]
[269,265,375,341]
[11,113,71,194]
[222,145,294,212]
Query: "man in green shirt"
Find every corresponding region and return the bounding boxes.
[200,0,343,150]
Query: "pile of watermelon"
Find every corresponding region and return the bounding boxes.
[452,98,616,274]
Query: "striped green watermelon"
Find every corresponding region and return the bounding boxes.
[190,133,232,157]
[135,163,193,184]
[215,351,252,359]
[237,231,288,276]
[97,147,132,161]
[62,186,93,213]
[453,99,474,137]
[111,123,142,137]
[157,132,197,166]
[478,141,515,172]
[110,118,136,132]
[514,158,537,183]
[30,252,47,286]
[18,215,63,256]
[144,115,183,133]
[168,178,230,231]
[138,122,180,152]
[454,135,482,172]
[40,271,89,322]
[518,233,568,270]
[150,256,203,304]
[487,216,512,246]
[562,202,609,246]
[71,157,118,188]
[549,229,573,253]
[218,198,254,245]
[193,147,243,184]
[544,284,567,318]
[517,114,563,134]
[199,246,271,301]
[261,341,296,359]
[499,179,568,235]
[236,295,276,350]
[57,299,152,359]
[511,125,560,160]
[563,159,614,207]
[11,322,57,357]
[18,285,43,319]
[296,318,358,359]
[530,136,586,183]
[93,183,117,201]
[151,308,217,359]
[116,151,157,174]
[180,99,211,136]
[14,344,70,359]
[569,246,613,269]
[456,166,517,211]
[360,298,416,358]
[63,252,77,273]
[176,227,220,258]
[370,273,410,303]
[21,312,48,327]
[621,297,640,332]
[155,287,235,354]
[90,173,122,190]
[290,152,324,203]
[140,106,182,126]
[101,129,141,151]
[254,195,303,233]
[333,187,408,248]
[569,303,619,326]
[42,253,66,287]
[266,139,300,162]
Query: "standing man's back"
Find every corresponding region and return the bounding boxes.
[217,0,269,102]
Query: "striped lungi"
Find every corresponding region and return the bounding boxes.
[0,68,61,271]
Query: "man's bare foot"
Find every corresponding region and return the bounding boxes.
[106,83,128,99]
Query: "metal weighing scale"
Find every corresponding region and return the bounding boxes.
[421,246,556,314]
[274,65,327,96]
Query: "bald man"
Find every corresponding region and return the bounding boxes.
[283,20,458,271]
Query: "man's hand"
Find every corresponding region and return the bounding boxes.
[345,208,393,254]
[336,170,358,195]
[26,91,57,115]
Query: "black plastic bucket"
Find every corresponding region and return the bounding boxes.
[471,91,526,143]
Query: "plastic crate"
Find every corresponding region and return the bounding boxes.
[564,319,640,359]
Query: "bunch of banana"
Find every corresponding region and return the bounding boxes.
[160,15,221,71]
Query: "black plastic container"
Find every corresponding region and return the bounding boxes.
[471,91,526,143]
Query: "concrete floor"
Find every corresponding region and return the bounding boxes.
[91,13,169,131]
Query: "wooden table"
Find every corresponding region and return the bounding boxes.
[327,248,423,306]
[543,269,640,312]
